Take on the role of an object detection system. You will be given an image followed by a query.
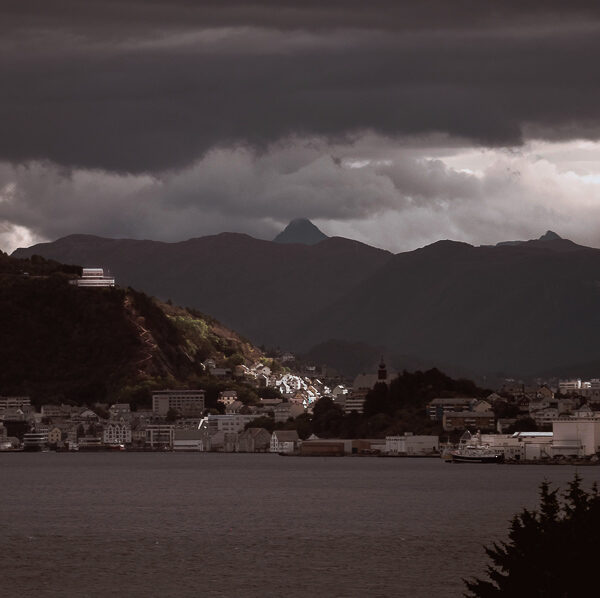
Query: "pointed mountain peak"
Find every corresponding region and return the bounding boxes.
[273,218,328,245]
[538,230,562,241]
[496,230,564,247]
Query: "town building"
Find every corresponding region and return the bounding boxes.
[40,404,73,419]
[552,416,600,457]
[480,432,554,460]
[173,429,203,451]
[206,414,262,435]
[209,367,232,378]
[427,398,477,421]
[300,439,346,456]
[343,360,394,414]
[47,427,65,446]
[77,436,103,450]
[103,421,132,445]
[237,428,272,452]
[218,391,238,406]
[384,434,439,455]
[273,402,305,423]
[152,389,205,417]
[258,398,282,411]
[344,393,367,414]
[559,379,587,394]
[270,430,299,453]
[225,400,244,415]
[71,408,100,424]
[109,403,132,419]
[352,358,395,392]
[442,410,495,432]
[70,267,115,287]
[145,425,175,450]
[22,432,48,451]
[531,407,559,428]
[0,396,30,411]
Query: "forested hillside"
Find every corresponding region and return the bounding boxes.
[0,253,263,406]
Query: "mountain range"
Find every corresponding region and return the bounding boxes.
[13,223,600,379]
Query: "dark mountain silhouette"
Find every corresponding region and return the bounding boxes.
[13,231,600,377]
[13,233,391,348]
[298,235,600,376]
[496,230,562,246]
[273,218,329,245]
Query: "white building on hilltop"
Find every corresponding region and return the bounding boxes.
[70,268,115,287]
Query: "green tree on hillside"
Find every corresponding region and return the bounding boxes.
[465,475,600,597]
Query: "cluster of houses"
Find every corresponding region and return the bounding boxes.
[425,381,600,433]
[4,368,600,459]
[0,391,307,454]
[424,381,600,459]
[0,391,439,456]
[205,358,348,409]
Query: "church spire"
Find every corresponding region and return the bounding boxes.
[378,356,387,381]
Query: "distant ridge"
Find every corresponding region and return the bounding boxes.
[273,218,328,245]
[14,228,600,378]
[496,230,563,246]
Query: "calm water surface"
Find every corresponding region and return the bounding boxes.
[1,454,597,597]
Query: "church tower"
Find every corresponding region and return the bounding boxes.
[377,357,387,382]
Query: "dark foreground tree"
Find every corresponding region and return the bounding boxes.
[465,475,600,597]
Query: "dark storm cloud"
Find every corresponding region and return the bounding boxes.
[3,1,600,32]
[2,1,600,172]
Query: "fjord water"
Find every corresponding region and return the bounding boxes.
[1,455,596,597]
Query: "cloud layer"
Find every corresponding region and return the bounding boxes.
[2,2,600,253]
[3,2,600,171]
[3,136,600,253]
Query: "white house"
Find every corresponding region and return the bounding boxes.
[103,421,132,445]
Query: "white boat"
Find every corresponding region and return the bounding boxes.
[448,430,504,463]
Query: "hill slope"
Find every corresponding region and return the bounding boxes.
[0,253,263,405]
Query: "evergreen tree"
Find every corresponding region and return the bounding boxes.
[465,475,600,597]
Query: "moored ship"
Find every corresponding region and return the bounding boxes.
[448,430,504,463]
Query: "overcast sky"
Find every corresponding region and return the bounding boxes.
[2,1,600,253]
